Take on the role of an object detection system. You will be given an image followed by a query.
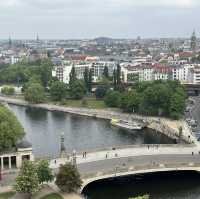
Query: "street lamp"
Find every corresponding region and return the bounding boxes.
[72,149,77,167]
[60,132,66,158]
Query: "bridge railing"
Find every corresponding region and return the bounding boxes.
[81,162,200,180]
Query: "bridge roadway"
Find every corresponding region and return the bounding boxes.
[48,144,200,191]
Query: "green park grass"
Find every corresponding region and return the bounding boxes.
[0,192,15,199]
[40,193,63,199]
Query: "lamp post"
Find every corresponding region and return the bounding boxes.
[60,132,66,158]
[72,150,77,167]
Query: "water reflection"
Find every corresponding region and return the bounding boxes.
[9,104,175,158]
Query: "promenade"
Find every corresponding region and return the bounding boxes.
[49,145,199,169]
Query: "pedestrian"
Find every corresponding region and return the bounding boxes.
[192,152,194,156]
[106,153,108,159]
[85,151,87,158]
[82,152,84,158]
[54,159,57,164]
[148,145,150,150]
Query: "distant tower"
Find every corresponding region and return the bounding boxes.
[191,30,197,52]
[36,34,40,43]
[8,35,12,47]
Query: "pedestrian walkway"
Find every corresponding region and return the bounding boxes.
[49,145,199,169]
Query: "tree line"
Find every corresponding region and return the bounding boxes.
[104,80,186,120]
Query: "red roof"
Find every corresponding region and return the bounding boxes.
[70,55,87,61]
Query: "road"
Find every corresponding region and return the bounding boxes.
[78,154,200,177]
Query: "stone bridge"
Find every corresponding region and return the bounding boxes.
[48,144,200,192]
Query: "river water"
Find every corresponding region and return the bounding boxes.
[8,104,200,199]
[83,171,200,199]
[9,104,174,158]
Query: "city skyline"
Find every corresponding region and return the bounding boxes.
[0,0,200,39]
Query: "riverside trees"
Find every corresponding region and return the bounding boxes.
[0,105,24,151]
[104,80,186,120]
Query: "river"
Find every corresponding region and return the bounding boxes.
[9,104,174,158]
[8,104,200,199]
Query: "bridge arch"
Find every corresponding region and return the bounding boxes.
[81,167,200,193]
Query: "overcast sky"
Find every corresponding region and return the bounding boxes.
[0,0,200,39]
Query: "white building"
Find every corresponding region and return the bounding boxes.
[188,65,200,84]
[121,63,140,83]
[52,61,117,84]
[52,64,72,84]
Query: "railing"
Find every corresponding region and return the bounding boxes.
[81,162,200,180]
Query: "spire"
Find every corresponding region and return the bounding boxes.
[36,34,40,42]
[8,35,12,47]
[191,29,197,52]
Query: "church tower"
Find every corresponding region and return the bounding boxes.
[191,30,197,52]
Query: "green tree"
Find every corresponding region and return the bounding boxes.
[1,86,15,95]
[0,105,24,151]
[104,91,121,107]
[55,163,82,193]
[103,66,109,79]
[169,93,185,120]
[95,86,108,99]
[113,69,117,90]
[36,160,54,185]
[88,69,93,93]
[39,59,53,87]
[83,68,89,92]
[116,63,121,85]
[69,66,77,87]
[15,161,39,198]
[50,81,67,101]
[120,90,141,113]
[70,80,86,100]
[24,83,45,104]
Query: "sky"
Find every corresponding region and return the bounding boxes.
[0,0,200,39]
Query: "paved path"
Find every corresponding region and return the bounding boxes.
[49,145,199,169]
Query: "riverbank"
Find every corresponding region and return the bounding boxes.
[0,95,196,145]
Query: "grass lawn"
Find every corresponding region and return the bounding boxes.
[59,99,107,109]
[0,192,15,199]
[40,193,63,199]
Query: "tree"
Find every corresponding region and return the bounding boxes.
[39,59,53,88]
[83,67,89,91]
[55,163,82,193]
[24,83,45,104]
[169,93,185,120]
[88,69,93,93]
[0,105,24,151]
[36,160,54,185]
[70,80,86,100]
[95,85,109,99]
[103,66,109,79]
[116,63,121,85]
[1,86,15,95]
[69,66,77,87]
[104,91,121,107]
[15,161,39,199]
[120,90,141,113]
[50,81,67,101]
[113,69,117,90]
